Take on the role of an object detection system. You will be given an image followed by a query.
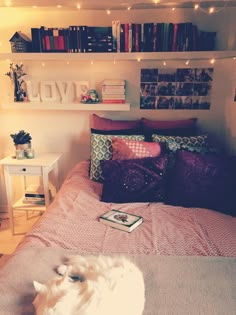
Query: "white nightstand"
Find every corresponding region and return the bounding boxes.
[0,152,62,235]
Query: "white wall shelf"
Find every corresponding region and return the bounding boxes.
[0,51,235,62]
[1,102,130,111]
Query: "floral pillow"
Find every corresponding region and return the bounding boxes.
[152,134,208,153]
[101,154,169,203]
[90,132,144,182]
[112,138,162,160]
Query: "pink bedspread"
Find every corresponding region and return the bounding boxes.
[18,161,236,256]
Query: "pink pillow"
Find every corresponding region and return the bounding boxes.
[92,114,141,131]
[112,137,161,160]
[141,117,197,130]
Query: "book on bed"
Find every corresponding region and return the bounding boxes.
[99,209,143,232]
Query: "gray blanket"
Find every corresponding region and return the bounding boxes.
[0,247,235,315]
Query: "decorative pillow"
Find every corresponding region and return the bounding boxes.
[101,154,169,203]
[141,117,197,132]
[90,132,145,182]
[92,114,142,131]
[112,138,162,160]
[166,150,236,216]
[152,134,208,153]
[91,128,141,135]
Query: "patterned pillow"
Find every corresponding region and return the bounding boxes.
[112,138,162,160]
[90,132,145,182]
[152,134,208,153]
[101,155,169,203]
[166,150,236,216]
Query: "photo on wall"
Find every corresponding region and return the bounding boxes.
[140,68,214,110]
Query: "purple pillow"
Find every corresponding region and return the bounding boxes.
[166,150,236,216]
[101,155,169,203]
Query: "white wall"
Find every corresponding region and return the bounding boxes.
[0,6,236,212]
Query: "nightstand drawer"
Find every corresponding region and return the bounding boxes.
[7,165,42,175]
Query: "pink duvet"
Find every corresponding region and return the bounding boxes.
[19,161,236,256]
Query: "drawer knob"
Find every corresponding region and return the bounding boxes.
[22,168,26,172]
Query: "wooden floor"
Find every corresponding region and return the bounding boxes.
[0,211,40,255]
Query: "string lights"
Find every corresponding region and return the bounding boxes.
[193,0,229,14]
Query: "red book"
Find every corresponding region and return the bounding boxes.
[44,28,51,52]
[53,28,59,50]
[102,99,126,104]
[58,28,65,50]
[124,23,129,52]
[135,24,141,52]
[171,23,178,51]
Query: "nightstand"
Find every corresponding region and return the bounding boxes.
[0,153,62,235]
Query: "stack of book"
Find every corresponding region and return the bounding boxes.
[23,185,52,205]
[101,79,126,104]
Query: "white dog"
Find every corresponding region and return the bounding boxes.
[33,255,145,315]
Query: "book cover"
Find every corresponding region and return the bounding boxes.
[99,209,143,232]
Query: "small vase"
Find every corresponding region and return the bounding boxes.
[13,71,24,102]
[15,143,31,151]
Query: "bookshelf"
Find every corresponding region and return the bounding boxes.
[0,51,235,62]
[1,50,234,111]
[1,102,130,111]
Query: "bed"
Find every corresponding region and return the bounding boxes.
[0,116,236,315]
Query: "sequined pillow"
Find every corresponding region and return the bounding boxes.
[101,154,169,203]
[166,150,236,216]
[90,132,145,182]
[112,138,162,160]
[152,134,208,153]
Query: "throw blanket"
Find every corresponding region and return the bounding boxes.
[0,247,235,315]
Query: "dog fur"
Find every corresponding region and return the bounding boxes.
[33,254,145,315]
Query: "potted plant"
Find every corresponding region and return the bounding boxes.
[10,130,32,150]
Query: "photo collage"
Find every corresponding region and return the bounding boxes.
[140,68,214,110]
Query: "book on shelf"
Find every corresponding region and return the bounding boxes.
[87,26,113,53]
[102,79,125,86]
[102,95,125,99]
[99,209,143,232]
[24,184,52,199]
[22,198,45,205]
[102,100,126,104]
[102,87,125,93]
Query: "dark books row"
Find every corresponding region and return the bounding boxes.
[115,22,216,52]
[31,23,216,53]
[31,26,113,53]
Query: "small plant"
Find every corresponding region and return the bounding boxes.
[10,130,32,145]
[5,63,27,102]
